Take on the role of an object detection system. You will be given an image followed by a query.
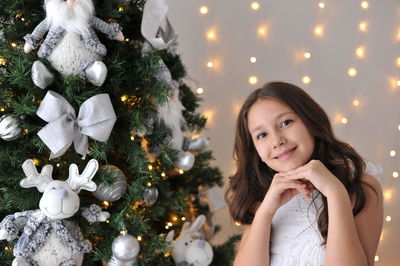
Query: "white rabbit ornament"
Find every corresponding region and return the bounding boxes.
[166,215,213,266]
[0,159,110,266]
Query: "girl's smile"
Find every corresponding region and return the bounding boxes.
[274,146,297,160]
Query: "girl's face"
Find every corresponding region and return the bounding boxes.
[247,98,315,173]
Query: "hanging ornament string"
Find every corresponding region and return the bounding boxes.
[36,91,117,159]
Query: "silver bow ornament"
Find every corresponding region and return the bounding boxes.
[36,91,117,159]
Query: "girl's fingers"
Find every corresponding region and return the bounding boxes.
[277,179,311,197]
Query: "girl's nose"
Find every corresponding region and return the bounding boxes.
[272,135,285,149]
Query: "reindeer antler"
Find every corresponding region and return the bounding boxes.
[66,159,98,193]
[20,159,53,192]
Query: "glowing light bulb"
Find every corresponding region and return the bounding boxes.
[359,22,367,32]
[397,80,400,87]
[0,57,7,66]
[161,172,166,177]
[304,52,311,59]
[181,217,186,221]
[396,57,400,66]
[137,236,142,241]
[10,42,17,48]
[302,76,311,84]
[207,61,214,68]
[249,76,258,85]
[56,163,61,167]
[33,159,39,166]
[118,6,124,12]
[385,216,392,222]
[318,2,325,8]
[206,29,217,41]
[361,1,369,9]
[390,150,396,157]
[167,222,173,227]
[348,68,357,77]
[165,225,169,229]
[179,169,184,174]
[384,190,393,200]
[353,99,360,106]
[314,25,324,37]
[257,26,268,38]
[147,182,152,187]
[148,165,153,170]
[199,6,208,15]
[235,221,242,226]
[341,117,348,124]
[251,2,260,10]
[374,256,379,262]
[197,87,204,94]
[398,124,400,131]
[356,46,365,58]
[120,95,128,102]
[393,171,399,178]
[130,135,135,141]
[250,57,257,63]
[0,107,4,112]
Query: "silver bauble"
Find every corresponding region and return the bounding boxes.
[0,115,22,141]
[143,187,159,206]
[187,137,209,152]
[93,165,128,202]
[107,233,140,266]
[175,151,195,171]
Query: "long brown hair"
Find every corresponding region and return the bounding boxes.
[225,81,368,243]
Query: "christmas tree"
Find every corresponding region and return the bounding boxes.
[0,0,238,265]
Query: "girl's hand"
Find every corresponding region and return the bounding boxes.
[259,173,312,216]
[279,160,344,198]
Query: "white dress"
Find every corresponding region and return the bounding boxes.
[269,161,382,266]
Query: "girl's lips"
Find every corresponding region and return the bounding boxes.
[275,147,297,160]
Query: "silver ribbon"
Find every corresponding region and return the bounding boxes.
[36,91,117,159]
[141,0,177,51]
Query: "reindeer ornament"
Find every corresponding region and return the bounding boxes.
[0,159,109,266]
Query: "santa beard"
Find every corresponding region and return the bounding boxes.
[45,0,94,36]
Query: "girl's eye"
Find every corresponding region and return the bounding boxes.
[280,119,293,127]
[256,132,267,140]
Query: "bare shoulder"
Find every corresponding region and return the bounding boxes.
[353,173,383,263]
[360,173,383,204]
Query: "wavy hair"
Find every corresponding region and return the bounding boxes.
[225,81,369,243]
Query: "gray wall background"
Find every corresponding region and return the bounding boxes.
[168,0,399,265]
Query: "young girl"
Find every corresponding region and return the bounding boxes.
[226,81,383,266]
